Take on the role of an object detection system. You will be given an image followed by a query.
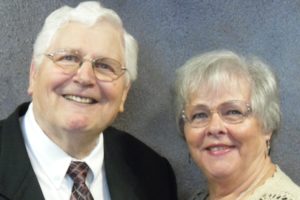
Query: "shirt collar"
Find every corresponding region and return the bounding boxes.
[21,103,104,189]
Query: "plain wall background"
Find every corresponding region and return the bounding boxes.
[0,0,299,199]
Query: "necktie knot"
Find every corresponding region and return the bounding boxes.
[67,161,94,200]
[67,161,90,184]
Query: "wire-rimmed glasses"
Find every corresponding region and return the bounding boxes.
[45,49,126,82]
[182,100,252,128]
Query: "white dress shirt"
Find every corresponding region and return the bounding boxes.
[20,103,111,200]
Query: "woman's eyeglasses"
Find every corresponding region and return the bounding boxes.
[182,100,252,128]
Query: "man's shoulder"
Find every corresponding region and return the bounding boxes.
[0,102,29,131]
[103,126,145,144]
[0,102,29,122]
[0,102,29,147]
[103,126,166,162]
[104,127,157,150]
[103,127,178,199]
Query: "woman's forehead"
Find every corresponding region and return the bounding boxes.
[188,77,251,105]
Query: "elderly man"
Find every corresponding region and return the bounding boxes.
[0,2,177,200]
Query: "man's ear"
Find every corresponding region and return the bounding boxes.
[27,60,37,96]
[119,83,131,112]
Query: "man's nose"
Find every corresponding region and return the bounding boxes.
[73,60,96,85]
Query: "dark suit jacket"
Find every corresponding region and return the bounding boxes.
[0,103,178,200]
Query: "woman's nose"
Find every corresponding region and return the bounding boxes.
[206,113,226,137]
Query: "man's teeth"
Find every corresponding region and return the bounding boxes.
[64,95,95,104]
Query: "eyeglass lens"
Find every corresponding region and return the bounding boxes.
[46,50,125,81]
[183,101,251,127]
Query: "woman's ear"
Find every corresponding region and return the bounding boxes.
[264,131,272,141]
[264,131,272,156]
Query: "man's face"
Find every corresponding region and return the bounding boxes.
[28,21,130,141]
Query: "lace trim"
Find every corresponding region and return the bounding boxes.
[259,192,295,200]
[191,191,296,200]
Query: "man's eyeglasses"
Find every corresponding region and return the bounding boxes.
[45,50,126,82]
[182,100,252,128]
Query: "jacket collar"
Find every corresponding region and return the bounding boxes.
[0,102,44,200]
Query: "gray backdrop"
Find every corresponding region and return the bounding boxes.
[0,0,299,199]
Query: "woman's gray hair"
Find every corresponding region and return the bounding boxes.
[175,50,280,136]
[33,1,138,84]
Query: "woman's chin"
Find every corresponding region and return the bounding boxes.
[203,162,236,181]
[208,170,233,180]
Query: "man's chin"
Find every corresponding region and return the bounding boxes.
[63,118,91,132]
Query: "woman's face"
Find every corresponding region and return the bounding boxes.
[184,79,271,182]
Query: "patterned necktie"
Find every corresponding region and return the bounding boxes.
[67,161,94,200]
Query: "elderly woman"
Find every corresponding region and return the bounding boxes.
[175,50,300,200]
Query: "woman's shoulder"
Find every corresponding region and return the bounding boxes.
[251,165,300,200]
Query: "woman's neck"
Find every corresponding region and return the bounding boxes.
[207,157,276,200]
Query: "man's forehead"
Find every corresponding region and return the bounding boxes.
[46,21,124,58]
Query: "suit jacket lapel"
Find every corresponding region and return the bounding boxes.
[103,127,143,200]
[0,103,44,200]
